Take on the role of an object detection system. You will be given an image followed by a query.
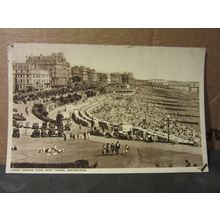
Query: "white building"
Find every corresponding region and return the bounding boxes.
[13,63,51,91]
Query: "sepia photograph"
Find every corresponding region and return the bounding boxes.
[6,43,208,173]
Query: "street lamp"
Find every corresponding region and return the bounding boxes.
[167,114,170,143]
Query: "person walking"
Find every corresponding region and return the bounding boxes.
[115,141,120,155]
[63,133,67,141]
[106,143,110,154]
[102,144,106,156]
[110,143,115,155]
[84,132,87,140]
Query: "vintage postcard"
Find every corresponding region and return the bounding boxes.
[6,43,208,173]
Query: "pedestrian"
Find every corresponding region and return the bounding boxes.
[110,143,115,155]
[115,141,120,155]
[84,132,87,140]
[102,144,106,155]
[106,143,110,154]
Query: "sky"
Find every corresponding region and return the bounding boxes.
[9,43,206,81]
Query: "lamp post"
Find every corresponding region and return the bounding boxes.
[167,114,170,143]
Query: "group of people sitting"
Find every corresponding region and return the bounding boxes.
[38,144,64,156]
[101,141,129,155]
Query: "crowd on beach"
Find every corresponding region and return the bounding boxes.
[91,88,201,145]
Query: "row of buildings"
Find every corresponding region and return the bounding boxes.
[139,79,199,93]
[13,53,135,91]
[70,66,134,85]
[13,53,70,91]
[12,52,198,93]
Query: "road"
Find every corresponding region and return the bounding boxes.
[14,101,42,125]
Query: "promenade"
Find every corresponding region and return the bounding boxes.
[11,136,203,168]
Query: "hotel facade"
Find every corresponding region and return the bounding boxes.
[13,62,50,91]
